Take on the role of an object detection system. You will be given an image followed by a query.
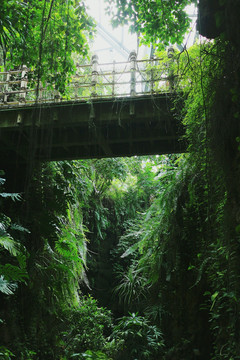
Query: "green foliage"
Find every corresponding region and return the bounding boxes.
[0,0,26,59]
[0,176,28,295]
[72,350,112,360]
[111,312,164,360]
[106,41,240,358]
[0,275,17,295]
[0,0,95,93]
[0,163,87,359]
[1,17,240,358]
[61,296,113,359]
[114,155,181,287]
[56,203,88,289]
[0,236,20,257]
[105,0,196,48]
[0,346,15,360]
[114,262,149,307]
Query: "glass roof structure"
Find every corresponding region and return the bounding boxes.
[86,0,198,62]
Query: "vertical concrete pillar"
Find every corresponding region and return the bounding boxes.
[167,47,176,92]
[19,65,28,103]
[112,60,116,97]
[4,72,10,104]
[91,54,98,97]
[129,50,137,97]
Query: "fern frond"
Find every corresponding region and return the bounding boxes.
[10,223,30,233]
[55,240,76,258]
[0,264,28,282]
[0,192,22,201]
[0,275,17,295]
[121,242,139,258]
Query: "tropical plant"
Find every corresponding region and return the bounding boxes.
[111,312,164,360]
[0,174,30,360]
[0,175,29,294]
[108,36,240,358]
[0,346,15,360]
[55,202,89,299]
[0,0,27,63]
[2,1,240,358]
[60,296,113,359]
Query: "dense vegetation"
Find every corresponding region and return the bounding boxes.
[0,0,94,92]
[1,0,240,359]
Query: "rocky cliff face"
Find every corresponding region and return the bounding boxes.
[197,0,240,48]
[197,0,225,39]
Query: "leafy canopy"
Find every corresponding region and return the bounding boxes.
[105,0,196,48]
[0,0,95,92]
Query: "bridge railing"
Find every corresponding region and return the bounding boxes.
[0,51,175,107]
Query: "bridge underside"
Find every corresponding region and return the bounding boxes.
[0,94,186,167]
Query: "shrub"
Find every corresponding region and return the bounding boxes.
[111,312,164,360]
[61,296,113,358]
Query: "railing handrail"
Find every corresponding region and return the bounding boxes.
[0,54,175,107]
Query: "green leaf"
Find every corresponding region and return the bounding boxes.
[0,275,17,295]
[121,242,139,258]
[0,236,20,256]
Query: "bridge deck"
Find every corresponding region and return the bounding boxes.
[0,94,185,167]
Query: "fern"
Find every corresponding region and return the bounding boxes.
[10,223,30,233]
[0,275,17,295]
[0,192,22,201]
[0,264,28,282]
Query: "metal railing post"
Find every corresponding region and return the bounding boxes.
[91,54,98,97]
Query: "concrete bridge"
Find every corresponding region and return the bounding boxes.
[0,52,185,169]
